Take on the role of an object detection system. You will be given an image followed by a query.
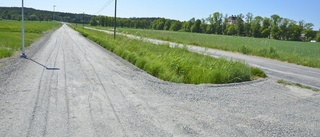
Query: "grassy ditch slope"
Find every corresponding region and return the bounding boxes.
[0,20,60,59]
[118,28,320,68]
[74,27,266,84]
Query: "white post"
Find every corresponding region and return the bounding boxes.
[114,0,117,39]
[20,0,27,58]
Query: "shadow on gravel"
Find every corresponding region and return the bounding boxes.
[23,57,60,70]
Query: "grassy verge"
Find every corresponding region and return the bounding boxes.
[277,80,319,92]
[74,26,266,84]
[0,20,60,59]
[115,28,320,68]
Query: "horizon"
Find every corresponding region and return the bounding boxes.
[1,0,319,30]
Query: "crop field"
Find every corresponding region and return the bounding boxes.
[116,28,320,68]
[74,26,266,84]
[0,20,60,58]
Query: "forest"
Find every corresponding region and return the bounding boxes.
[0,7,91,24]
[90,12,320,42]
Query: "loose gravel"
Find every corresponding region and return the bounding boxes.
[1,24,319,137]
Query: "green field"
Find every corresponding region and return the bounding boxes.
[74,26,266,84]
[116,28,320,68]
[0,20,60,58]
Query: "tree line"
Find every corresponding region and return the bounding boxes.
[1,7,319,42]
[0,7,91,24]
[90,12,320,42]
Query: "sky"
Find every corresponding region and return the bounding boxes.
[1,0,319,30]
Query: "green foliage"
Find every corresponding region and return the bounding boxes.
[118,28,320,68]
[170,21,182,31]
[235,14,245,36]
[251,67,267,78]
[151,18,166,30]
[227,25,237,35]
[240,45,251,54]
[268,46,278,58]
[2,7,318,41]
[75,27,266,84]
[0,48,12,58]
[191,19,202,33]
[28,14,39,21]
[90,16,98,26]
[316,32,320,42]
[0,20,60,59]
[181,18,195,32]
[0,7,91,24]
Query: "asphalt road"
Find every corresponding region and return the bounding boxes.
[87,27,320,89]
[1,24,320,136]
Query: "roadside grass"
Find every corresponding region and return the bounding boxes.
[115,28,320,68]
[74,26,267,84]
[277,80,319,92]
[0,20,60,58]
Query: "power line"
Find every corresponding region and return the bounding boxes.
[94,0,114,15]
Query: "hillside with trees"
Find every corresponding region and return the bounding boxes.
[0,7,91,24]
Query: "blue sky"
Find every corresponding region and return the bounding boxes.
[1,0,319,30]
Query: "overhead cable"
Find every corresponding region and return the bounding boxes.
[94,0,114,15]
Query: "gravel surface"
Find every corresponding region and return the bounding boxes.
[1,24,320,137]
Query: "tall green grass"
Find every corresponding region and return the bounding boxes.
[117,28,320,68]
[75,27,266,84]
[0,20,60,58]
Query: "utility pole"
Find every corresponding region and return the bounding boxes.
[114,0,117,39]
[83,12,84,28]
[20,0,26,58]
[53,5,56,21]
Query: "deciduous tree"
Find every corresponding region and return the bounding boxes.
[235,14,245,36]
[261,17,271,38]
[170,21,182,31]
[244,12,253,36]
[182,18,195,32]
[303,23,316,41]
[89,16,98,26]
[191,19,202,33]
[251,16,263,37]
[315,31,320,42]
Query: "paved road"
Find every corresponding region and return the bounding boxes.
[1,24,320,136]
[88,27,320,89]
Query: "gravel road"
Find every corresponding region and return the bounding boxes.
[1,24,320,137]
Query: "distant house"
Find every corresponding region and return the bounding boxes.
[228,15,237,25]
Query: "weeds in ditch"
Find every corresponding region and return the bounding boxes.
[75,27,267,84]
[277,80,319,92]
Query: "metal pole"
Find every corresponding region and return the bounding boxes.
[53,5,56,21]
[52,5,55,29]
[20,0,26,58]
[114,0,117,39]
[83,12,84,28]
